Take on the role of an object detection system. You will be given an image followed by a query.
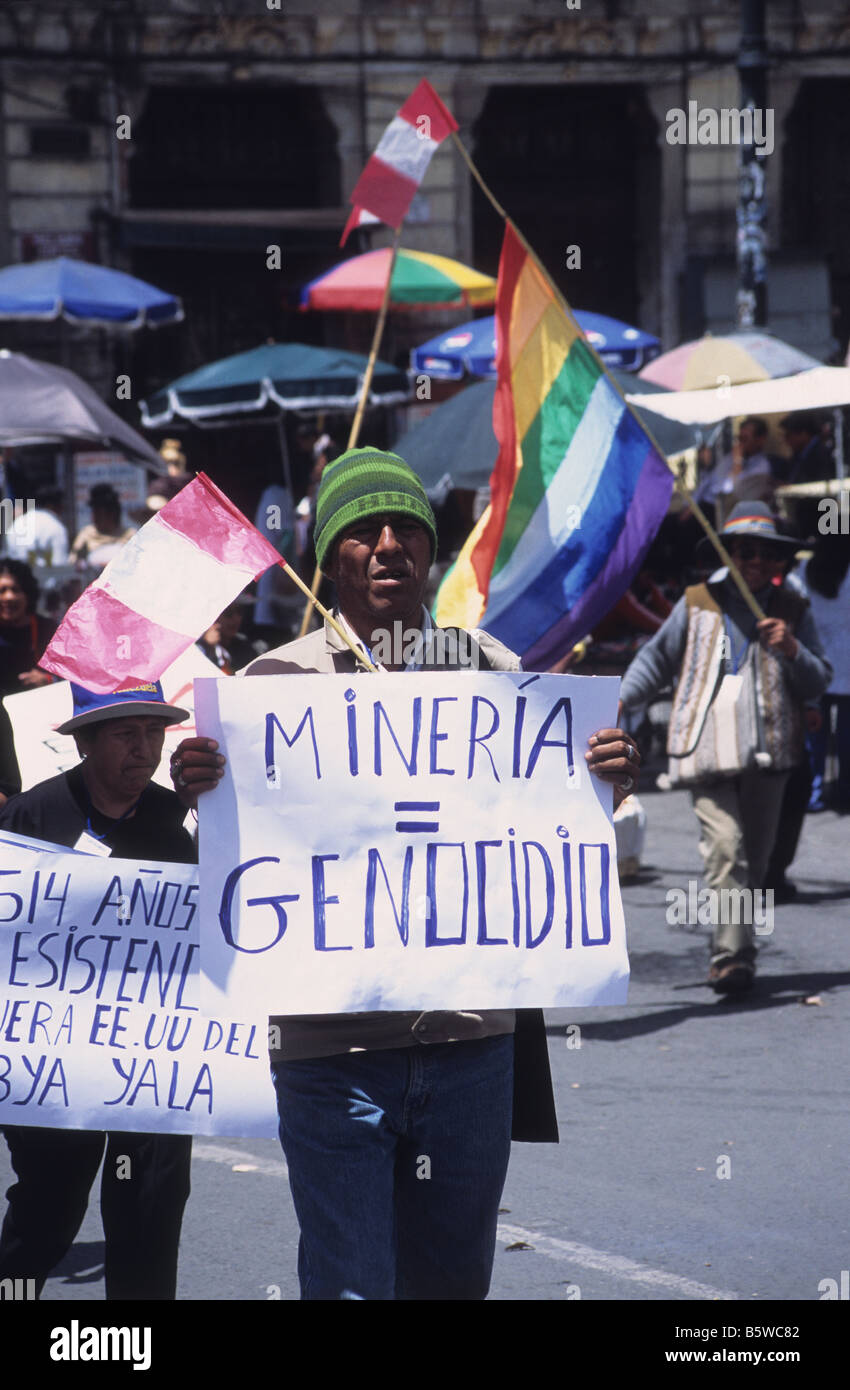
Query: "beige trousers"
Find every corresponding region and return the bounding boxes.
[691,769,790,962]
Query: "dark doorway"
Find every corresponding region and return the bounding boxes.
[471,84,658,325]
[122,85,342,398]
[128,85,339,211]
[782,79,850,358]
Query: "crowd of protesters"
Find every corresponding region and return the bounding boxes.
[0,445,638,1303]
[0,407,845,820]
[0,413,844,1297]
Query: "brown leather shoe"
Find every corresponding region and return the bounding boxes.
[708,959,755,995]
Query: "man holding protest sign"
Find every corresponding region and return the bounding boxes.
[173,447,640,1301]
[0,681,196,1300]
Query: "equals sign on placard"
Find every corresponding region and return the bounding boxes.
[395,801,440,833]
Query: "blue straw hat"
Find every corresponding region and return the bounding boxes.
[57,680,189,735]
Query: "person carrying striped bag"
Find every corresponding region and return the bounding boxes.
[619,502,832,996]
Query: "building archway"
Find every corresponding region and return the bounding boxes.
[122,84,342,379]
[782,78,850,356]
[119,83,343,513]
[128,84,339,212]
[470,84,659,327]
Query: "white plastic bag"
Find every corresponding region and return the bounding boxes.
[614,793,646,880]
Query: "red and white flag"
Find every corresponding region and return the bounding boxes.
[339,206,381,248]
[340,79,457,246]
[41,473,282,693]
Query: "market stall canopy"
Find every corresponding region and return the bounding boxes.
[625,366,850,428]
[412,311,660,379]
[300,247,497,312]
[0,256,183,329]
[639,331,823,390]
[394,372,697,494]
[776,477,850,501]
[140,342,410,427]
[0,349,161,464]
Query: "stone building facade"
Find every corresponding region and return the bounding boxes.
[1,0,849,404]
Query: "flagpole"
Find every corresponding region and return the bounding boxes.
[279,559,377,671]
[450,132,766,624]
[297,225,404,639]
[347,225,403,450]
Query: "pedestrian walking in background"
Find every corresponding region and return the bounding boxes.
[761,547,823,903]
[620,502,832,995]
[800,530,850,812]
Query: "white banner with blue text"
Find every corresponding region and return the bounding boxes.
[0,834,276,1135]
[196,672,629,1017]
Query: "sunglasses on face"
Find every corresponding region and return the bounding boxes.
[727,542,785,563]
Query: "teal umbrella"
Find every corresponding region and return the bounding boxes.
[140,342,410,427]
[394,372,698,494]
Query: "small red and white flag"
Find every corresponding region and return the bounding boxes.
[339,206,381,248]
[340,79,458,246]
[41,473,282,693]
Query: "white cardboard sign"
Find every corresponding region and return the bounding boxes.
[0,834,277,1136]
[196,672,629,1017]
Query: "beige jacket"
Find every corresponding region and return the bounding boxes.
[245,618,521,679]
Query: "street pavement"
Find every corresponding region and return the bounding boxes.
[3,772,848,1303]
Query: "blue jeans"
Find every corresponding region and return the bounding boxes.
[271,1034,514,1300]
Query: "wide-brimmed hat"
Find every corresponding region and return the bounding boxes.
[57,680,189,734]
[697,501,799,563]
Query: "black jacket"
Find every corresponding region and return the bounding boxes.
[0,764,196,864]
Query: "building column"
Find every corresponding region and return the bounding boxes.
[450,80,490,267]
[322,83,368,224]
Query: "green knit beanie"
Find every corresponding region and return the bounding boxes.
[314,446,437,572]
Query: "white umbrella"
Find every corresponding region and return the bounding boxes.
[625,366,850,428]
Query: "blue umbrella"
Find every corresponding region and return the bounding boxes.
[0,256,183,329]
[412,310,661,379]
